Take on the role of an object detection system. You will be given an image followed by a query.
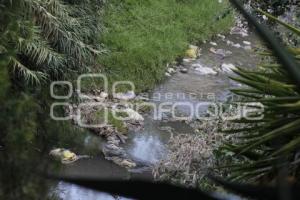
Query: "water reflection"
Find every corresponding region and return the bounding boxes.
[57,182,132,200]
[128,133,166,164]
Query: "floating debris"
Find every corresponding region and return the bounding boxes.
[123,108,144,121]
[180,67,188,73]
[108,157,137,168]
[209,42,217,46]
[167,67,176,74]
[232,43,241,48]
[226,40,241,48]
[50,148,79,164]
[262,15,268,21]
[114,91,136,101]
[221,63,236,73]
[209,47,232,57]
[217,34,226,40]
[243,41,251,45]
[185,45,199,59]
[100,92,108,99]
[244,46,252,51]
[182,58,194,66]
[192,63,217,75]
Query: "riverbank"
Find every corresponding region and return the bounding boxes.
[99,0,234,92]
[55,14,262,199]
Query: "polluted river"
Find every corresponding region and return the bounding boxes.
[54,21,260,199]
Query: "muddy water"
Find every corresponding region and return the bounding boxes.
[56,31,260,199]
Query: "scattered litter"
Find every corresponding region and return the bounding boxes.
[185,45,199,59]
[114,91,136,101]
[180,67,188,73]
[209,42,217,46]
[232,43,241,48]
[221,63,236,73]
[192,63,217,75]
[100,92,108,99]
[226,40,241,48]
[217,34,226,40]
[209,47,232,57]
[226,40,234,46]
[108,157,137,168]
[244,46,252,51]
[262,15,268,21]
[123,108,144,121]
[230,27,248,37]
[165,72,171,77]
[243,41,251,45]
[167,67,176,74]
[135,95,150,101]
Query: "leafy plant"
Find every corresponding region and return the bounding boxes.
[221,2,300,182]
[1,0,103,85]
[0,1,100,199]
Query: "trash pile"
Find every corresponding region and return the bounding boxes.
[57,89,147,169]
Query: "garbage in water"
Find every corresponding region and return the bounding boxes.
[100,92,109,99]
[209,42,217,46]
[180,67,188,73]
[114,91,136,101]
[185,45,199,59]
[123,108,144,121]
[217,34,226,40]
[192,63,217,75]
[221,63,236,73]
[244,45,252,50]
[243,41,251,45]
[167,67,176,74]
[226,40,241,48]
[209,47,232,57]
[49,148,78,164]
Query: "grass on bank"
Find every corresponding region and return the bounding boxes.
[99,0,234,92]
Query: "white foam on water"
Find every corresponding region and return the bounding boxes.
[128,134,166,164]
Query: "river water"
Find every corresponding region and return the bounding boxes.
[55,29,260,199]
